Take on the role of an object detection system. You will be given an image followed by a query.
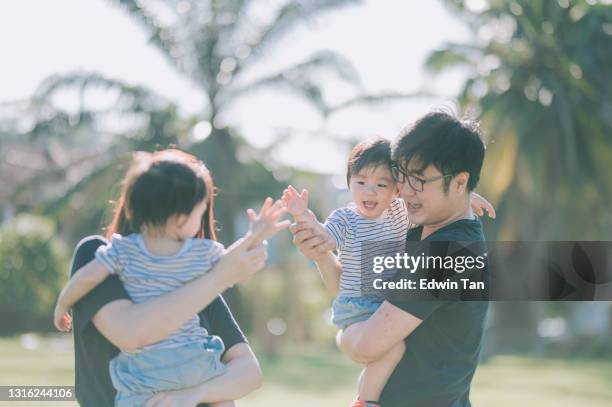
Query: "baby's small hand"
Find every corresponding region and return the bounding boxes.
[470,192,496,219]
[53,304,72,332]
[246,197,291,247]
[282,185,309,217]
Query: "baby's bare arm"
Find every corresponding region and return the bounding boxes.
[58,259,111,309]
[54,259,111,331]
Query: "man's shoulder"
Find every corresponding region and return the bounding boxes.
[428,218,484,242]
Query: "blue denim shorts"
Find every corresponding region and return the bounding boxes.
[109,336,226,407]
[331,295,382,329]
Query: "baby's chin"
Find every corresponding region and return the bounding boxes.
[356,203,386,219]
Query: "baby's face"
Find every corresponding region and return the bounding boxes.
[349,165,397,219]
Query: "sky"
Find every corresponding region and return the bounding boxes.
[0,0,473,174]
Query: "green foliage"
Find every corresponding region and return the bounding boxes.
[429,0,612,240]
[0,215,68,333]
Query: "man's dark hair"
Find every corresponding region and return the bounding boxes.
[346,138,393,186]
[391,111,485,192]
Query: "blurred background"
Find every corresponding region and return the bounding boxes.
[1,0,611,406]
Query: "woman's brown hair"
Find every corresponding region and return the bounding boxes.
[105,149,217,241]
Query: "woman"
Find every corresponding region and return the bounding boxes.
[70,150,268,406]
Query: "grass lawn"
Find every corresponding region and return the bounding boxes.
[1,334,611,406]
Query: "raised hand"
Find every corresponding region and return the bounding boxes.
[282,185,309,217]
[246,197,291,247]
[470,192,496,219]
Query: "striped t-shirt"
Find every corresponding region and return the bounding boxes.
[95,233,225,351]
[324,198,410,297]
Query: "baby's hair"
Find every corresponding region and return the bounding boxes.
[105,149,217,240]
[346,137,393,186]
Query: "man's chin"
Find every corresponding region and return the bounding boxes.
[407,211,428,225]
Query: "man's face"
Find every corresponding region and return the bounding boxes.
[398,159,466,226]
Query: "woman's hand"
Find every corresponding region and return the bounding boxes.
[213,237,268,290]
[143,388,199,407]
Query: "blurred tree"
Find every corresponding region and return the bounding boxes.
[6,0,368,246]
[1,0,370,341]
[0,214,68,333]
[427,0,612,353]
[104,0,370,243]
[428,0,612,241]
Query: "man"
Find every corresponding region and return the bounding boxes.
[292,111,489,407]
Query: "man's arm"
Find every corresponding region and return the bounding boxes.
[338,301,423,364]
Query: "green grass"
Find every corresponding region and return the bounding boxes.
[1,335,612,406]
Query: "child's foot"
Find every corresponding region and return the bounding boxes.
[350,399,381,407]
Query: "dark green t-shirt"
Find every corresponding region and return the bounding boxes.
[380,218,488,407]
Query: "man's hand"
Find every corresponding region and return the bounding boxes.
[290,218,335,261]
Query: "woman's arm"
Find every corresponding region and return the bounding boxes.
[92,232,268,351]
[142,343,262,407]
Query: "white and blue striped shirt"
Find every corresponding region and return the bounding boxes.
[324,198,410,297]
[95,233,225,350]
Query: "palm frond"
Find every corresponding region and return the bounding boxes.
[327,91,436,116]
[241,0,362,68]
[112,0,178,57]
[425,44,480,73]
[219,50,361,114]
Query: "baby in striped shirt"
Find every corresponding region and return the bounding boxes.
[283,138,493,407]
[283,138,407,407]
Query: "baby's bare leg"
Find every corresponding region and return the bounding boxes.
[358,340,405,403]
[210,401,234,407]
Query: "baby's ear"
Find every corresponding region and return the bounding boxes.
[174,213,189,229]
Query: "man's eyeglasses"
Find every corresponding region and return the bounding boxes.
[391,164,456,192]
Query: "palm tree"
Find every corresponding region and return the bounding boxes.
[6,0,376,245]
[427,0,612,352]
[427,0,612,241]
